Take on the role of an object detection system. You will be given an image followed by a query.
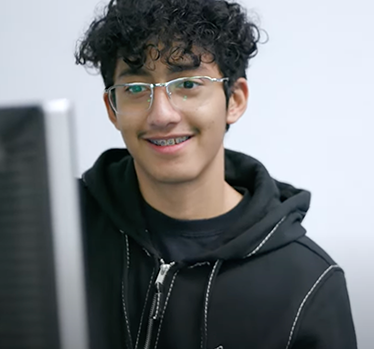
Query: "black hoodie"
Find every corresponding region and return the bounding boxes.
[79,148,357,349]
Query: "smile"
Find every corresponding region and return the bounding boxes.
[148,136,191,147]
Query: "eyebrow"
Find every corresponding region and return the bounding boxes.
[167,64,205,74]
[117,68,152,79]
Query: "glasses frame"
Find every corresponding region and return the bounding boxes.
[104,75,229,115]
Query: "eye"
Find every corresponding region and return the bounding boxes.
[126,85,147,94]
[182,80,197,89]
[176,79,201,89]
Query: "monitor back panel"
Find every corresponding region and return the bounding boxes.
[0,106,60,349]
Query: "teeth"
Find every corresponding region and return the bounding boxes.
[150,136,190,146]
[175,136,189,144]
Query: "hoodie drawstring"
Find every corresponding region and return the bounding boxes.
[201,260,223,349]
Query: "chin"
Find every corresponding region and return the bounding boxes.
[151,170,198,185]
[143,160,201,184]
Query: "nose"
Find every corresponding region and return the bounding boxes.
[146,86,182,128]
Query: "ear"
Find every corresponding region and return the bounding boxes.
[226,78,249,125]
[104,92,120,130]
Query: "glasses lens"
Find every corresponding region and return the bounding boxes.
[110,84,152,115]
[168,77,214,110]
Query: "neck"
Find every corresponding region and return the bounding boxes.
[136,147,243,220]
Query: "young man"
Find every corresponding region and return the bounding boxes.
[76,0,357,348]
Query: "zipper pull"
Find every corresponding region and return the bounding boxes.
[151,261,175,320]
[155,262,173,286]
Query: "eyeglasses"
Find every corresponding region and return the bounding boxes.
[105,76,229,116]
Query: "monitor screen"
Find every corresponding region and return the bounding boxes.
[0,100,88,349]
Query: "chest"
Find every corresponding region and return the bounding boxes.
[126,255,299,349]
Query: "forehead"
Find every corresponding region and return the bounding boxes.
[113,48,220,82]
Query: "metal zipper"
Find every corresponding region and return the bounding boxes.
[143,260,175,349]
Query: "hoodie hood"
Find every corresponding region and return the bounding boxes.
[82,148,311,262]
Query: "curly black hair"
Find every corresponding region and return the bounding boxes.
[75,0,262,107]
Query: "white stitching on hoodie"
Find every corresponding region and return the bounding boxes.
[202,261,220,349]
[120,232,133,347]
[134,268,155,349]
[122,280,133,349]
[119,230,131,270]
[189,262,211,269]
[153,290,162,320]
[245,216,287,258]
[143,248,151,257]
[125,234,130,270]
[154,271,179,349]
[285,265,339,349]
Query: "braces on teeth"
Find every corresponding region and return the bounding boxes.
[150,136,189,146]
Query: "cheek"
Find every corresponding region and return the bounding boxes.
[194,99,228,133]
[117,117,138,140]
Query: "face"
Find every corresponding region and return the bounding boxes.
[104,56,248,186]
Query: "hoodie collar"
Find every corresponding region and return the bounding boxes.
[83,148,311,261]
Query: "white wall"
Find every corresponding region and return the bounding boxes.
[1,0,373,347]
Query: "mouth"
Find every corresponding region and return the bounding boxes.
[147,136,192,147]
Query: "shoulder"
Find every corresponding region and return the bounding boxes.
[284,236,344,293]
[273,235,341,279]
[240,235,345,303]
[284,238,356,348]
[294,235,337,266]
[76,177,106,232]
[77,177,97,212]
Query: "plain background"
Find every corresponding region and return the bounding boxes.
[0,0,373,347]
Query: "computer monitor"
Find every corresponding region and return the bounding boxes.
[0,100,89,349]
